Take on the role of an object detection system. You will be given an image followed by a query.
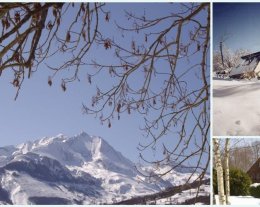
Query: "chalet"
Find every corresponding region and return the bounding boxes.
[247,158,260,183]
[229,51,260,79]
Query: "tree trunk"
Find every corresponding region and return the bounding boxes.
[214,139,226,205]
[213,186,216,204]
[224,138,230,204]
[220,42,225,68]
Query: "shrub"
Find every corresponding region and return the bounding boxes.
[229,168,251,196]
[213,168,251,196]
[250,185,260,198]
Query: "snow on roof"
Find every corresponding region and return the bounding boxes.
[229,58,259,76]
[241,51,260,60]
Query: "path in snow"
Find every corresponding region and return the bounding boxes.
[213,78,260,136]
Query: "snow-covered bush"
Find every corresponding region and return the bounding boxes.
[250,185,260,198]
[242,71,256,80]
[213,47,249,72]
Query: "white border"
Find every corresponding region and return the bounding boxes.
[210,1,213,205]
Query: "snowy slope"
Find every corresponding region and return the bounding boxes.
[213,78,260,136]
[0,132,209,204]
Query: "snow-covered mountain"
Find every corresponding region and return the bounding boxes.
[0,132,209,204]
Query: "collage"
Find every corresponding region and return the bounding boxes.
[0,1,260,206]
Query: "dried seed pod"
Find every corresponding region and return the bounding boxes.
[48,76,52,86]
[13,52,20,63]
[82,30,86,41]
[14,12,20,23]
[163,147,167,155]
[131,41,135,51]
[105,12,110,22]
[109,66,114,75]
[47,21,53,30]
[53,8,57,18]
[87,74,91,84]
[117,103,121,113]
[32,14,37,24]
[197,43,201,51]
[61,81,66,91]
[66,31,71,42]
[153,98,156,105]
[13,78,19,87]
[57,17,60,25]
[104,39,111,50]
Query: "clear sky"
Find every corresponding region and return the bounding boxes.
[0,3,209,167]
[213,3,260,52]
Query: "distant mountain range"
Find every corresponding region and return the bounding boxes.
[0,132,209,204]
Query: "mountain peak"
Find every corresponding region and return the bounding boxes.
[78,130,88,136]
[74,131,89,139]
[8,132,135,176]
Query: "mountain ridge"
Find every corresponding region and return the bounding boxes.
[0,132,209,204]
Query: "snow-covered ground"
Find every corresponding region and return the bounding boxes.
[156,185,210,205]
[215,195,260,205]
[213,78,260,136]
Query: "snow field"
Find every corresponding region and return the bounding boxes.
[215,195,260,205]
[214,79,260,136]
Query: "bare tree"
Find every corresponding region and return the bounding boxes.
[0,3,105,99]
[229,140,260,172]
[224,138,230,204]
[213,46,250,72]
[84,2,210,184]
[251,141,260,161]
[0,3,210,190]
[213,138,226,205]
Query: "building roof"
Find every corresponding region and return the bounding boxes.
[247,157,260,173]
[229,58,258,76]
[241,51,260,60]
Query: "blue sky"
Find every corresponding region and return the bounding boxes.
[0,3,209,167]
[214,3,260,52]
